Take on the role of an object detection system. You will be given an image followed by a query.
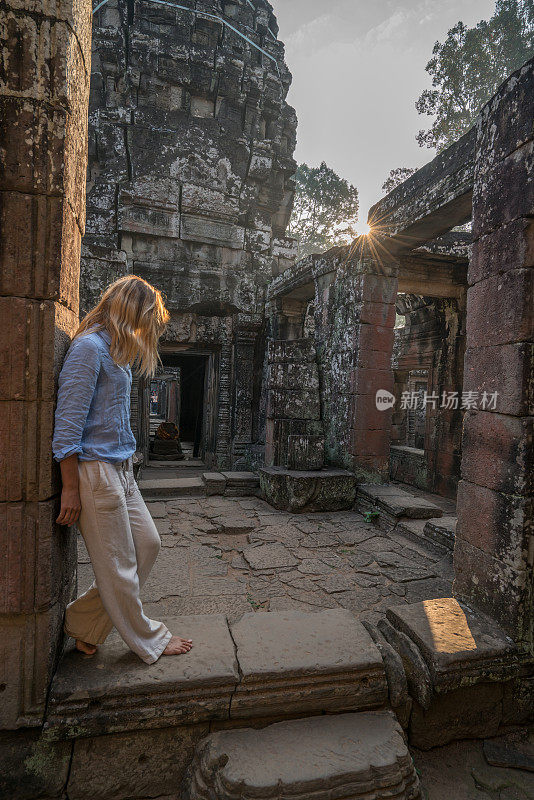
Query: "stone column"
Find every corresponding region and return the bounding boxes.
[231,314,262,467]
[453,59,534,653]
[0,0,92,727]
[341,247,399,480]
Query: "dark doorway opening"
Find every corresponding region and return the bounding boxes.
[158,352,208,460]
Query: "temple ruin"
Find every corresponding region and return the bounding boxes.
[1,0,533,797]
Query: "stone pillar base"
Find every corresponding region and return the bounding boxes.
[259,467,357,513]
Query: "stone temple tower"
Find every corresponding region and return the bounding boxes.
[81,0,298,469]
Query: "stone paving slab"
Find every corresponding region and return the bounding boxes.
[187,711,421,800]
[45,615,239,739]
[230,609,388,718]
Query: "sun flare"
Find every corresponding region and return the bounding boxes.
[355,222,372,237]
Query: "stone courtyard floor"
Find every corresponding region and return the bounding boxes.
[75,493,534,800]
[77,493,454,627]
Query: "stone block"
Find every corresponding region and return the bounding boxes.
[0,603,65,729]
[385,598,518,692]
[230,609,387,719]
[68,724,209,800]
[463,342,534,416]
[349,367,395,396]
[0,729,71,800]
[469,217,534,285]
[266,388,321,420]
[0,193,81,311]
[267,339,316,364]
[357,484,443,520]
[466,269,533,347]
[187,712,420,800]
[180,214,245,249]
[287,434,324,470]
[0,400,57,502]
[460,411,533,495]
[476,60,534,165]
[0,297,78,402]
[268,362,319,391]
[456,479,531,568]
[473,139,534,239]
[202,472,227,496]
[259,467,357,513]
[422,516,456,550]
[181,184,239,222]
[45,615,239,739]
[453,539,532,646]
[119,203,181,238]
[0,499,76,613]
[409,682,504,749]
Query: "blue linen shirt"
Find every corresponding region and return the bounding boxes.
[52,329,137,463]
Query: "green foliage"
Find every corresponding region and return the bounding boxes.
[288,161,359,258]
[416,0,534,151]
[382,167,418,195]
[363,510,380,524]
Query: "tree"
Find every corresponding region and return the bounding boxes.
[416,0,534,151]
[288,162,359,258]
[382,167,418,194]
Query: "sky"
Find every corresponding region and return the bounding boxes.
[270,0,496,227]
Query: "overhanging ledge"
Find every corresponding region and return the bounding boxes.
[368,127,475,254]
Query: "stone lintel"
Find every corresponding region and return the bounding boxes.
[230,609,388,719]
[398,253,468,298]
[368,127,475,253]
[385,598,519,692]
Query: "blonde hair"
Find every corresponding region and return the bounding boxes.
[76,275,170,377]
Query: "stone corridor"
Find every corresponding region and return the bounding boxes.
[77,492,454,626]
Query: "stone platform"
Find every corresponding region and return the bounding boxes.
[186,711,421,800]
[44,609,387,740]
[259,466,357,512]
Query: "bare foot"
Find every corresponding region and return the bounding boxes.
[76,639,98,655]
[162,635,193,656]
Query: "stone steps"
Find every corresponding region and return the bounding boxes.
[356,484,444,534]
[139,471,260,499]
[423,515,457,550]
[186,711,421,800]
[138,476,206,498]
[44,609,388,741]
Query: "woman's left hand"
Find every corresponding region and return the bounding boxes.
[56,487,82,526]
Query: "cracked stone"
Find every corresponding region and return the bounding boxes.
[243,544,298,570]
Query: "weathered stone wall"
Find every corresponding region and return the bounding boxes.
[264,339,324,469]
[312,246,398,478]
[391,295,466,497]
[81,0,297,468]
[0,0,92,728]
[453,58,534,653]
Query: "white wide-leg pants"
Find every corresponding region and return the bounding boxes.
[64,458,172,664]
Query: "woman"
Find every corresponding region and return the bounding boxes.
[52,275,193,663]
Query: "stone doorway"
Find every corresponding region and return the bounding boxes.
[143,349,218,469]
